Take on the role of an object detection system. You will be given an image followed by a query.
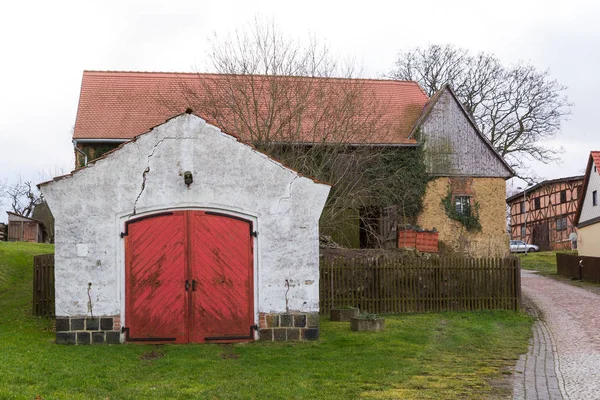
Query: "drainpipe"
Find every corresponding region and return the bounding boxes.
[72,140,87,166]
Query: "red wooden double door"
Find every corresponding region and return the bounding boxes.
[124,210,254,343]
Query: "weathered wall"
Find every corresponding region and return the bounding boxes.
[40,114,330,321]
[578,224,600,257]
[417,177,509,257]
[420,89,512,178]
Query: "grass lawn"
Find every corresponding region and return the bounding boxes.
[517,251,560,275]
[518,250,577,275]
[0,242,532,399]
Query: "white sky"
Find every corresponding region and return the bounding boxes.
[1,0,599,222]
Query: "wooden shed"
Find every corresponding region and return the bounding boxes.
[6,212,44,242]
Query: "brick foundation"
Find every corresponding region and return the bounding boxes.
[55,316,121,345]
[258,312,319,341]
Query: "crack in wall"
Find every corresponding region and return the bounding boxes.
[273,175,299,215]
[131,137,193,215]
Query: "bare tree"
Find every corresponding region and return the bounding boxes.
[1,177,42,218]
[168,20,430,246]
[390,44,571,181]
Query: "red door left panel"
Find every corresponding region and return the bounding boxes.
[125,212,188,343]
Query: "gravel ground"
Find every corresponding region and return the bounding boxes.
[521,270,600,399]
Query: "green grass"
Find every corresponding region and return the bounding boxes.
[518,250,577,275]
[0,242,532,399]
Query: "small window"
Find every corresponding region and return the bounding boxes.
[521,225,526,238]
[556,217,567,231]
[534,197,541,210]
[594,191,598,207]
[454,196,470,215]
[560,190,567,204]
[519,201,525,214]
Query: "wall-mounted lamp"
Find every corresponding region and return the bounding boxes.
[184,171,193,186]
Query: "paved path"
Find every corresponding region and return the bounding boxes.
[513,270,600,399]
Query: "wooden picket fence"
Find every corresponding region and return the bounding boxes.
[557,253,600,283]
[319,251,521,315]
[33,253,55,316]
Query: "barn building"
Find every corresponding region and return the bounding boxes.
[39,113,330,344]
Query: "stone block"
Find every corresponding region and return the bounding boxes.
[280,314,294,327]
[56,332,76,345]
[302,328,319,341]
[306,313,320,328]
[100,317,114,331]
[86,318,99,331]
[55,318,70,332]
[287,328,300,341]
[273,328,287,341]
[77,331,91,345]
[92,331,105,344]
[265,314,279,328]
[330,307,360,322]
[106,331,121,344]
[259,329,273,341]
[293,314,306,328]
[71,318,85,331]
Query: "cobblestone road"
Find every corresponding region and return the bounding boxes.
[514,270,600,399]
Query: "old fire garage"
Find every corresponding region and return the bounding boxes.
[40,113,330,344]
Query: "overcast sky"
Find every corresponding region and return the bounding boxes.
[1,0,598,223]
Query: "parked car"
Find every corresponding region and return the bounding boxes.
[510,240,539,253]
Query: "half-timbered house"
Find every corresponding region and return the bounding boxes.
[507,176,584,251]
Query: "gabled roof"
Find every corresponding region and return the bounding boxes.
[74,71,429,145]
[574,151,600,225]
[410,84,514,176]
[506,175,584,203]
[41,112,331,188]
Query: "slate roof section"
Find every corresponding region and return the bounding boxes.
[73,71,429,145]
[412,84,515,177]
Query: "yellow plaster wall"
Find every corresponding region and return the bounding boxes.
[417,177,510,257]
[577,224,600,257]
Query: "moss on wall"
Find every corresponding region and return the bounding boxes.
[417,177,509,257]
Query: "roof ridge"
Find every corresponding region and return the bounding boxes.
[82,70,421,85]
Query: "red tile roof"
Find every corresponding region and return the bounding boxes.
[73,71,429,145]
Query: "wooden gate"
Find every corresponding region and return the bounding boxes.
[33,253,55,316]
[124,211,254,343]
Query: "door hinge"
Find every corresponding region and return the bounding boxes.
[251,230,258,237]
[120,232,126,238]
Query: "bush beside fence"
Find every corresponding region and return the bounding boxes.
[320,251,521,315]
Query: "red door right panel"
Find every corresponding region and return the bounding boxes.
[189,212,254,342]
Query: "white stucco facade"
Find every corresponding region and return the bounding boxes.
[40,114,330,324]
[577,157,600,257]
[578,162,600,224]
